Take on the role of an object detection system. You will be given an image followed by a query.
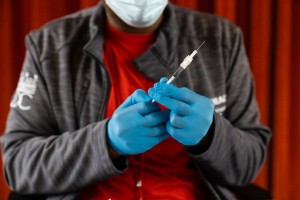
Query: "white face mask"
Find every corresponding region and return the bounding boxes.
[105,0,168,28]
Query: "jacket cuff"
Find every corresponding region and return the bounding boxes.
[186,113,224,160]
[92,118,128,177]
[186,115,215,155]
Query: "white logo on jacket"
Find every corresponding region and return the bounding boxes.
[10,72,38,111]
[210,94,227,114]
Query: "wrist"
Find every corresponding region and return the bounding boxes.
[106,129,127,170]
[108,144,128,170]
[108,144,122,160]
[186,116,215,154]
[107,118,126,155]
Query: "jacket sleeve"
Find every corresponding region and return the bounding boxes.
[188,27,271,187]
[0,35,125,195]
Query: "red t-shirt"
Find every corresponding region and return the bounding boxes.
[79,22,208,200]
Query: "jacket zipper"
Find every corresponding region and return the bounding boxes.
[85,51,111,121]
[77,79,90,120]
[97,62,111,121]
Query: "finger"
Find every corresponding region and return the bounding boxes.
[150,82,199,105]
[136,102,161,115]
[166,121,181,138]
[146,124,167,137]
[142,110,170,127]
[148,89,192,116]
[166,121,190,145]
[118,89,151,110]
[148,133,169,146]
[169,111,188,129]
[160,77,168,83]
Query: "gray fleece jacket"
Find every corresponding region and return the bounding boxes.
[1,2,271,200]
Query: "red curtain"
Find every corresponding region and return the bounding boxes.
[0,0,299,199]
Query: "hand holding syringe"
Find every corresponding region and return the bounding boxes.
[152,40,206,102]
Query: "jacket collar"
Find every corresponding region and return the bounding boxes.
[84,2,179,82]
[83,2,106,62]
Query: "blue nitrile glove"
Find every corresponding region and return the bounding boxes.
[148,78,214,146]
[107,89,169,155]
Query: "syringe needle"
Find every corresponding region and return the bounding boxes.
[152,41,206,103]
[196,40,206,51]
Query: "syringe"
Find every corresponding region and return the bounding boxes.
[152,40,206,102]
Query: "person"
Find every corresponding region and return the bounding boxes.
[1,0,272,199]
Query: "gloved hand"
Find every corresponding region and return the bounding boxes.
[148,78,214,146]
[107,89,169,155]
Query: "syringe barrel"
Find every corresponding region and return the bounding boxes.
[172,67,185,78]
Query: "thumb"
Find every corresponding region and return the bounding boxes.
[159,77,168,83]
[117,89,151,110]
